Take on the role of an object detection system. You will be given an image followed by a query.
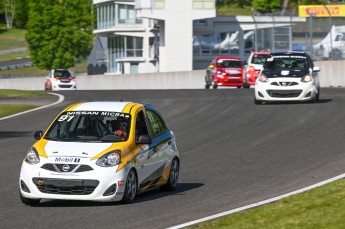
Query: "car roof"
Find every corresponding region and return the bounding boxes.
[270,51,308,56]
[251,52,271,55]
[65,101,139,113]
[215,56,242,61]
[64,101,158,114]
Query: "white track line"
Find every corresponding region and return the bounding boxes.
[168,173,345,229]
[0,93,64,121]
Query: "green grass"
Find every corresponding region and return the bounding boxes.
[191,178,345,228]
[0,89,51,97]
[0,66,49,75]
[0,89,51,118]
[0,51,30,62]
[0,104,39,118]
[0,28,27,51]
[216,5,252,16]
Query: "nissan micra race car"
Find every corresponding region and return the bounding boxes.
[254,52,320,104]
[19,101,179,205]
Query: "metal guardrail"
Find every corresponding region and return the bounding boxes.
[0,58,33,71]
[0,48,28,56]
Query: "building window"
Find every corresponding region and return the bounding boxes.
[107,36,143,72]
[130,63,139,74]
[118,4,142,24]
[97,3,116,29]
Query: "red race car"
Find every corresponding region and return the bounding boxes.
[243,52,270,88]
[205,56,245,89]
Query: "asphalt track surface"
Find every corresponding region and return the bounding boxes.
[1,88,345,229]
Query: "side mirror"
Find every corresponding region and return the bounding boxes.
[313,66,320,72]
[34,131,43,140]
[136,134,152,144]
[208,64,214,69]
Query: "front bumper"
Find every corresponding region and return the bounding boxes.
[214,75,243,87]
[254,79,318,102]
[19,158,128,202]
[51,81,77,91]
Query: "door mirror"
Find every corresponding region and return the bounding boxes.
[313,66,320,72]
[208,64,214,69]
[136,134,152,144]
[34,131,43,140]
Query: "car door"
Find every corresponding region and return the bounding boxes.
[136,108,171,191]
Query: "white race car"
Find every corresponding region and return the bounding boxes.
[254,52,320,104]
[19,101,179,205]
[45,69,77,91]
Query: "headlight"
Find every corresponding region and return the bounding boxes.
[216,70,225,77]
[96,150,122,167]
[301,74,312,83]
[258,73,269,82]
[25,147,40,165]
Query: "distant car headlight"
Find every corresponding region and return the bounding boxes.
[96,150,122,167]
[25,147,40,165]
[258,73,269,82]
[301,74,313,83]
[216,70,225,77]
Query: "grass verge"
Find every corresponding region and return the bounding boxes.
[0,29,27,51]
[0,89,51,97]
[0,104,39,118]
[190,178,345,228]
[0,89,51,118]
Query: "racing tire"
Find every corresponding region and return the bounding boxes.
[161,158,179,191]
[122,169,137,204]
[243,82,250,89]
[254,97,262,105]
[20,192,40,206]
[316,88,320,101]
[205,83,210,89]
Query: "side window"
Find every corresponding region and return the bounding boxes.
[136,110,149,139]
[146,110,167,138]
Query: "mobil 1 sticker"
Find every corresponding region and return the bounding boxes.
[54,157,81,163]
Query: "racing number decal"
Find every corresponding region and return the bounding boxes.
[58,115,74,122]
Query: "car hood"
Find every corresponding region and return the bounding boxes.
[44,141,113,158]
[262,69,309,78]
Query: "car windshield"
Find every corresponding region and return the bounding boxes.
[54,70,72,78]
[44,111,131,142]
[251,55,268,65]
[217,60,242,68]
[265,55,309,71]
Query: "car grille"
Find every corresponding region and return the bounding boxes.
[267,90,302,98]
[271,82,299,86]
[58,84,73,88]
[33,178,99,195]
[41,163,93,173]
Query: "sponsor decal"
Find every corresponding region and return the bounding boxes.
[55,157,80,163]
[50,172,79,177]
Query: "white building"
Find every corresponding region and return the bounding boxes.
[90,1,305,75]
[91,0,215,74]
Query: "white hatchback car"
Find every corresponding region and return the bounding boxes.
[254,52,320,104]
[19,101,179,205]
[45,69,76,91]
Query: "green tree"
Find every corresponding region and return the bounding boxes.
[252,0,281,14]
[13,0,28,28]
[26,0,94,70]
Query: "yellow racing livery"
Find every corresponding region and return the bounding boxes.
[19,101,179,205]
